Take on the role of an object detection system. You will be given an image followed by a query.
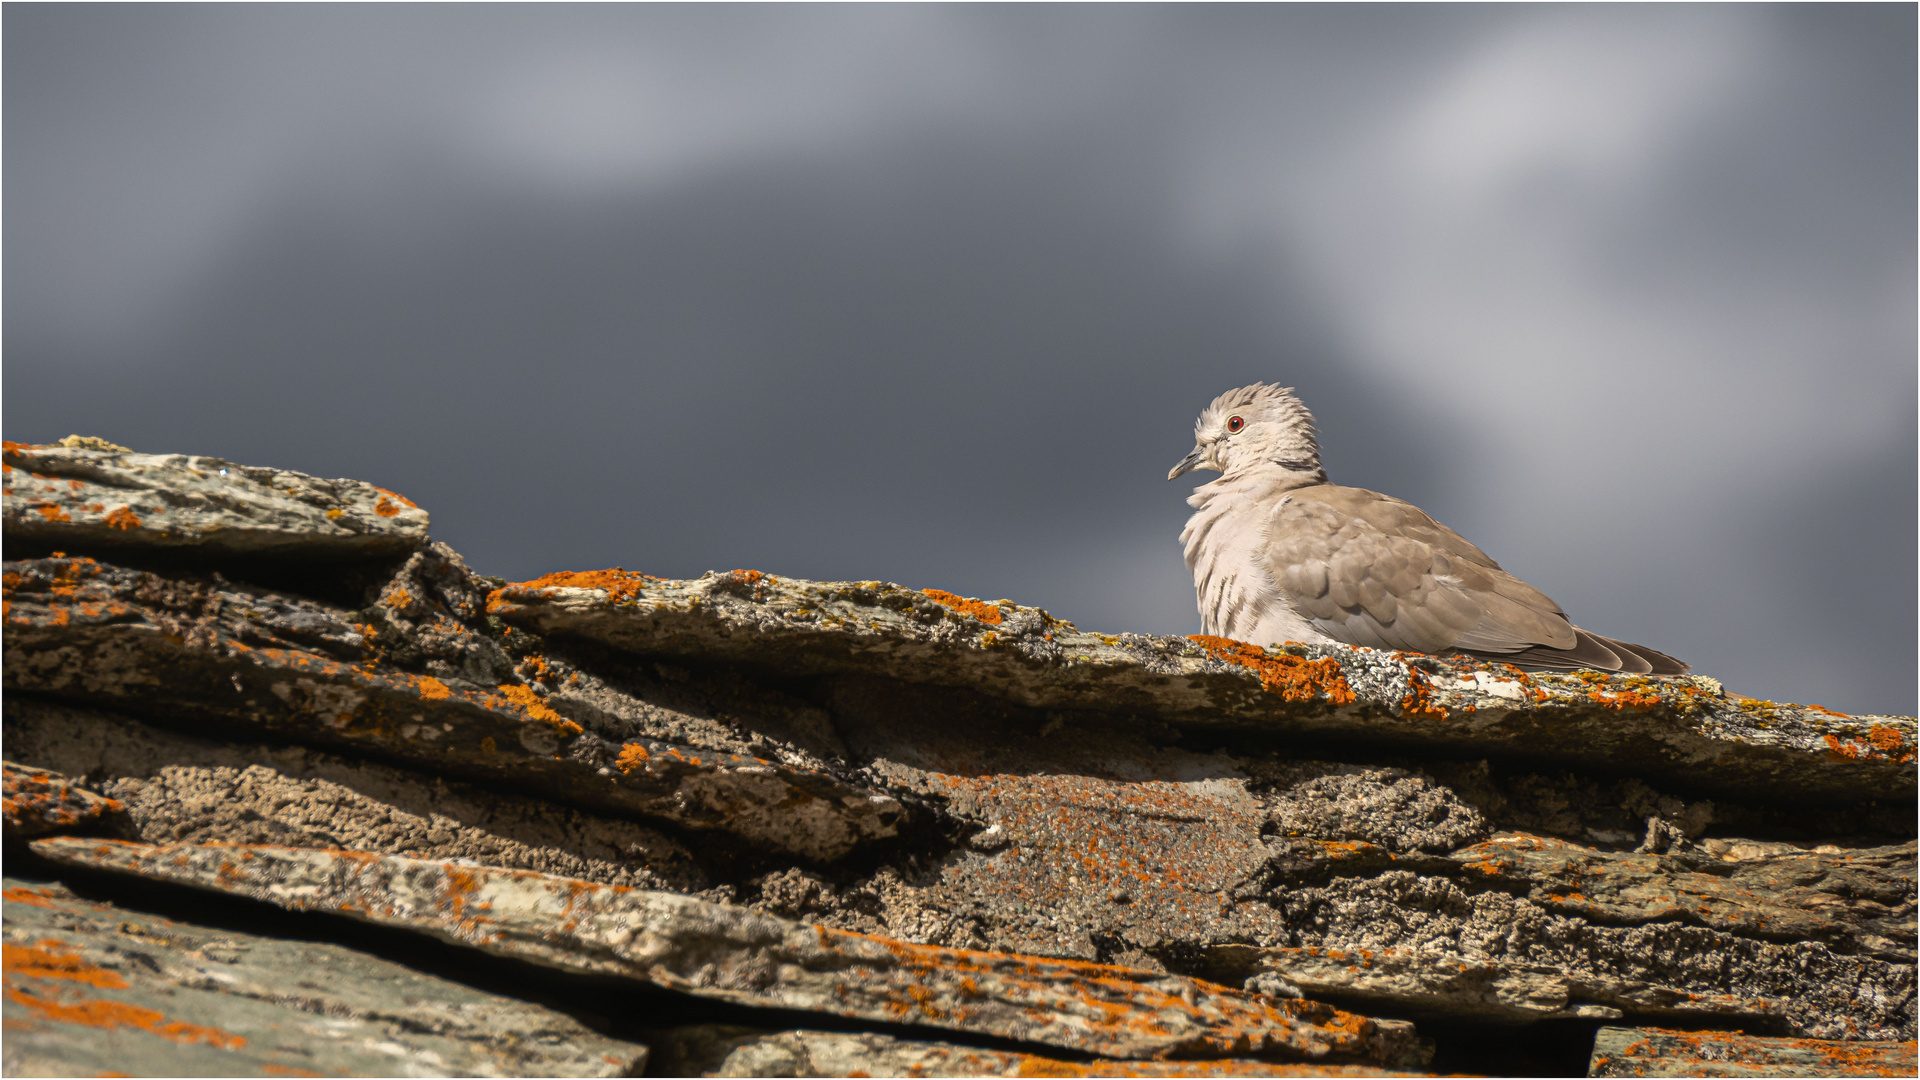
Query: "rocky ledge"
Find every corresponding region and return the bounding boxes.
[3,439,1915,1078]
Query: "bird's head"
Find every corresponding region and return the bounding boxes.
[1167,382,1326,482]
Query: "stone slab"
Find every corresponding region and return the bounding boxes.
[2,760,123,840]
[485,569,1916,805]
[5,698,709,893]
[1587,1025,1917,1077]
[1452,834,1916,963]
[649,1026,1434,1077]
[0,877,644,1077]
[2,440,429,559]
[2,555,907,860]
[28,838,1413,1065]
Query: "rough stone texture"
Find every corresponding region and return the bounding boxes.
[29,838,1417,1066]
[1452,834,1916,963]
[1,554,908,861]
[646,1026,1435,1077]
[0,878,646,1077]
[1258,764,1489,854]
[486,569,1915,805]
[1,440,430,559]
[2,760,123,839]
[5,439,1915,1076]
[1587,1025,1917,1077]
[1239,868,1911,1038]
[5,698,709,892]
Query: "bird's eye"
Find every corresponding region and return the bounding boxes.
[1227,415,1245,433]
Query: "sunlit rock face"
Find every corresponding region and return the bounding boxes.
[5,440,1914,1077]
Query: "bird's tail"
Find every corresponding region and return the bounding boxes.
[1458,628,1689,676]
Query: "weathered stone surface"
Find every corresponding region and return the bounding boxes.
[1,877,645,1077]
[1453,833,1916,963]
[646,1025,1434,1077]
[1587,1025,1917,1077]
[1,555,908,860]
[486,569,1916,805]
[2,440,430,558]
[29,838,1414,1065]
[5,697,709,892]
[1237,868,1912,1039]
[780,697,1915,1038]
[2,760,123,839]
[4,441,1913,1073]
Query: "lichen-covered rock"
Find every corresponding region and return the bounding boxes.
[3,441,1913,1074]
[1243,869,1913,1039]
[29,838,1416,1065]
[5,697,709,892]
[1,555,907,860]
[1,440,429,558]
[1453,833,1916,963]
[1587,1025,1917,1077]
[486,568,1916,805]
[1,760,123,839]
[646,1026,1435,1077]
[1258,765,1489,854]
[0,878,646,1077]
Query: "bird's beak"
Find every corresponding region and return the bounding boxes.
[1167,445,1207,480]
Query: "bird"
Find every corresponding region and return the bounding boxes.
[1168,382,1687,675]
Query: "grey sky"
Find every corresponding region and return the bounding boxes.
[6,5,1913,715]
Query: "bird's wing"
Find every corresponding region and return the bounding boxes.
[1262,485,1579,654]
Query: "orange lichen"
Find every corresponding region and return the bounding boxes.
[372,486,418,509]
[324,508,345,520]
[382,588,412,610]
[924,589,1005,625]
[615,743,652,772]
[101,506,140,531]
[1188,635,1355,705]
[1868,723,1910,755]
[494,568,662,607]
[416,676,452,701]
[33,503,70,523]
[373,497,400,518]
[3,941,128,990]
[3,983,246,1050]
[495,683,584,737]
[1,887,61,909]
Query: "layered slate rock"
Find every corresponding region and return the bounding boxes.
[487,569,1916,804]
[1586,1026,1917,1077]
[28,838,1418,1066]
[0,878,646,1077]
[2,760,124,839]
[646,1026,1435,1077]
[1,554,907,861]
[4,703,708,892]
[2,439,430,559]
[5,438,1915,1076]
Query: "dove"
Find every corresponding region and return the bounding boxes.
[1168,383,1687,675]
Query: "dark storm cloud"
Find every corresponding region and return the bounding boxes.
[5,5,1913,714]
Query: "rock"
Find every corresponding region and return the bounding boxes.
[1,440,429,560]
[4,698,708,892]
[3,440,1913,1074]
[1,554,908,861]
[1238,869,1910,1039]
[1586,1025,1917,1077]
[0,877,645,1077]
[1452,833,1916,963]
[646,1026,1436,1077]
[2,760,123,839]
[486,569,1916,805]
[28,838,1416,1065]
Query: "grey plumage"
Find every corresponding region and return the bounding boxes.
[1169,383,1687,676]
